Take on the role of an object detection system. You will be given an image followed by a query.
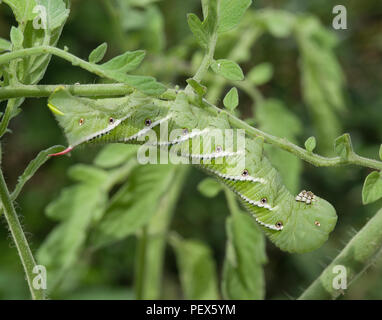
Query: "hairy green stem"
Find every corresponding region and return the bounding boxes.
[299,208,382,300]
[0,84,177,100]
[0,46,94,72]
[1,82,382,171]
[197,97,382,171]
[194,34,218,83]
[1,46,381,171]
[0,84,134,99]
[1,82,381,171]
[185,31,218,93]
[0,167,45,300]
[0,99,16,137]
[0,46,150,92]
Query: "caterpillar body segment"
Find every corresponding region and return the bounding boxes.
[48,89,337,253]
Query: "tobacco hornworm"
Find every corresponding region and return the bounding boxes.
[47,88,337,253]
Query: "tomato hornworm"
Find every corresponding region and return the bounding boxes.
[47,88,337,253]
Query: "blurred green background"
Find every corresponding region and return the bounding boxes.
[0,0,382,299]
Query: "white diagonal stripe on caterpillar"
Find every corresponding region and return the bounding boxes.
[123,114,173,142]
[153,128,210,146]
[251,214,283,231]
[180,150,244,159]
[203,167,267,184]
[214,178,282,231]
[75,113,132,147]
[234,190,277,211]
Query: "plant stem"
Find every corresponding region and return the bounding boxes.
[0,99,16,138]
[0,46,95,73]
[0,167,45,300]
[1,83,382,171]
[0,84,177,100]
[0,84,134,99]
[0,46,158,93]
[185,31,218,93]
[1,82,382,171]
[194,33,218,83]
[197,96,382,171]
[299,208,382,300]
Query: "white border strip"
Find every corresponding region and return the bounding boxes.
[74,113,131,147]
[123,114,172,142]
[204,168,267,184]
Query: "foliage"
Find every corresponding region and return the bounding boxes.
[0,0,382,300]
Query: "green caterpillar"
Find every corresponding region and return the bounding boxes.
[47,88,337,253]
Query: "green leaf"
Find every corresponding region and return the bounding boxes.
[201,0,209,19]
[256,99,302,193]
[121,75,166,96]
[10,27,23,49]
[95,51,166,96]
[172,92,199,129]
[187,13,208,49]
[218,0,252,33]
[94,144,140,168]
[202,0,219,37]
[138,6,165,53]
[171,236,219,299]
[90,164,176,247]
[41,0,70,29]
[379,145,382,161]
[38,184,108,285]
[223,87,239,111]
[247,63,273,86]
[101,73,166,96]
[186,78,207,97]
[197,178,223,198]
[211,59,244,81]
[296,15,345,153]
[222,213,267,299]
[134,167,189,299]
[88,42,108,64]
[256,10,295,38]
[99,50,145,74]
[0,38,12,51]
[11,145,65,200]
[17,0,70,85]
[362,171,382,205]
[3,0,37,25]
[67,164,109,186]
[334,134,353,160]
[304,136,317,153]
